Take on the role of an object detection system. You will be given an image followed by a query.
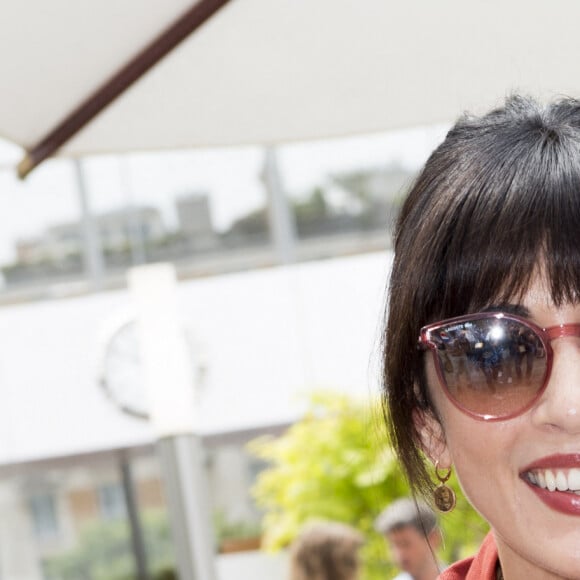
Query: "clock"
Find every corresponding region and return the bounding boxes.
[98,314,206,420]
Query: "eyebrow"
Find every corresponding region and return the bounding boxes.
[481,303,531,318]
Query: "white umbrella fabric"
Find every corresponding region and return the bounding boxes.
[1,0,580,176]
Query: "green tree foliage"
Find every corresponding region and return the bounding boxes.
[225,187,331,240]
[248,391,488,580]
[213,509,262,543]
[293,187,328,222]
[44,510,175,580]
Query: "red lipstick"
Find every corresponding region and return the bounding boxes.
[522,454,580,471]
[524,484,580,516]
[521,454,580,516]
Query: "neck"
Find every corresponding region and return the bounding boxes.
[495,535,569,580]
[412,558,441,580]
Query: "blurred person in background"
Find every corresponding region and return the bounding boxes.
[374,497,442,580]
[289,521,364,580]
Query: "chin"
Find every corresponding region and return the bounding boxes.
[493,515,580,578]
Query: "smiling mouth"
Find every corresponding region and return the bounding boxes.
[524,469,580,494]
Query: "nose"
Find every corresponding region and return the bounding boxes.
[531,336,580,433]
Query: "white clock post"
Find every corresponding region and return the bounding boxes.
[128,263,217,580]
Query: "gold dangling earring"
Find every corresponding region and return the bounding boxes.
[433,461,456,513]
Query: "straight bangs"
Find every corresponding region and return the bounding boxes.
[409,112,580,326]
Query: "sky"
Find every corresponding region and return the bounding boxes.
[0,124,449,264]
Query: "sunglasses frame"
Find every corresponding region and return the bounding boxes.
[418,311,580,421]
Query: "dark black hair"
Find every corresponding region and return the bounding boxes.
[384,95,580,494]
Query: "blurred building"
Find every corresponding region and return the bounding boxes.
[176,192,218,251]
[0,250,388,579]
[16,207,165,266]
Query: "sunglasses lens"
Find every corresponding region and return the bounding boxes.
[429,317,547,418]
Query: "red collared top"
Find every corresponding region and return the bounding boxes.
[438,532,498,580]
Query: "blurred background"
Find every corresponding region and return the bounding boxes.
[0,122,446,580]
[0,0,578,578]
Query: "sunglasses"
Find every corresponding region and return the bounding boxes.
[418,312,580,421]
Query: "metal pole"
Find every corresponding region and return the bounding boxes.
[263,147,297,264]
[128,264,217,580]
[73,158,104,291]
[119,157,147,266]
[119,452,150,580]
[157,435,217,580]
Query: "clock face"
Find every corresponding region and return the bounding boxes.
[98,317,206,421]
[99,319,150,420]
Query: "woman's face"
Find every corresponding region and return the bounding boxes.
[423,271,580,579]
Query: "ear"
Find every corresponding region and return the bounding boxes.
[412,408,452,468]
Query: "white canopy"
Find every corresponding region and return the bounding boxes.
[1,0,580,173]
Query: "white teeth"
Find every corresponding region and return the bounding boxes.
[569,469,580,491]
[537,471,546,488]
[528,468,580,492]
[556,471,568,491]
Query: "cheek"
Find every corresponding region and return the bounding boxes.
[424,356,458,432]
[425,357,518,499]
[439,419,505,523]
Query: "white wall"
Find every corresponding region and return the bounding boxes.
[0,250,392,466]
[216,550,289,580]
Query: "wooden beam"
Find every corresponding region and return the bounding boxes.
[18,0,232,178]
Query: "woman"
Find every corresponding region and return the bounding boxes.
[384,95,580,579]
